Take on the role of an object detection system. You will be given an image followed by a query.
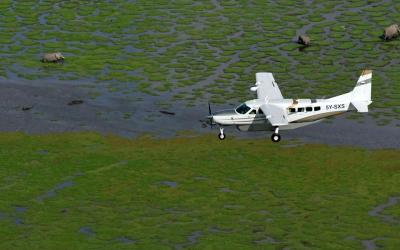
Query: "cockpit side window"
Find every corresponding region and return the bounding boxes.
[236,103,251,114]
[249,109,256,115]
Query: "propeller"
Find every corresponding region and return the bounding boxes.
[207,102,214,128]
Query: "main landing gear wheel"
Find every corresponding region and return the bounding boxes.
[271,127,281,143]
[271,133,281,142]
[218,128,226,140]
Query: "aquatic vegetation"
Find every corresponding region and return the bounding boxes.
[0,1,399,122]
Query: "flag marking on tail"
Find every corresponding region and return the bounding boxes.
[361,69,372,76]
[356,69,372,86]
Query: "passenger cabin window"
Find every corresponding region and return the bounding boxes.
[298,107,304,112]
[288,108,296,113]
[306,107,313,112]
[249,109,256,115]
[236,103,251,114]
[314,106,321,111]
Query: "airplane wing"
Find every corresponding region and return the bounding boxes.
[260,103,288,126]
[253,72,284,101]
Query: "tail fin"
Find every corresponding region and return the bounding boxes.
[351,69,372,112]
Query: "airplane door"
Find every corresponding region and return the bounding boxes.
[247,109,257,120]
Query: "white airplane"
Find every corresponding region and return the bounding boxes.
[208,70,372,142]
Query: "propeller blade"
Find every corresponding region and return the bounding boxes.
[208,102,213,129]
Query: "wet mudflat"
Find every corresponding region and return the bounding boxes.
[0,78,399,149]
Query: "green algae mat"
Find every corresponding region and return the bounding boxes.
[0,1,400,121]
[0,132,399,249]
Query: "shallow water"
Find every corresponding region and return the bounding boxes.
[36,180,75,201]
[362,237,385,250]
[160,181,178,188]
[254,236,278,244]
[219,187,232,193]
[37,149,49,155]
[14,206,27,213]
[175,231,202,250]
[115,236,135,244]
[14,218,24,225]
[79,226,95,237]
[1,78,399,149]
[368,196,400,224]
[0,212,6,220]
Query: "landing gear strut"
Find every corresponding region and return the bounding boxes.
[218,127,226,140]
[271,127,281,142]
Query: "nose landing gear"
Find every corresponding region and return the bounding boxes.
[218,127,226,140]
[271,127,281,142]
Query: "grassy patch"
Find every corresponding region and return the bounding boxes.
[0,133,399,249]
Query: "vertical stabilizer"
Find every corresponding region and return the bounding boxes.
[351,70,372,112]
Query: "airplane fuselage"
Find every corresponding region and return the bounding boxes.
[209,70,372,142]
[212,98,351,132]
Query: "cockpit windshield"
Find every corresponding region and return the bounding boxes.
[236,103,251,114]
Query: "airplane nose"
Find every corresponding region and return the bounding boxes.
[212,114,221,124]
[210,114,225,125]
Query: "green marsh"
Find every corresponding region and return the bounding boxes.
[0,133,399,249]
